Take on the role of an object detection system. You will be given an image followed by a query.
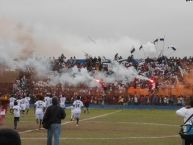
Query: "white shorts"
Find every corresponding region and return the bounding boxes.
[60,103,65,109]
[20,104,26,111]
[35,112,44,120]
[26,104,30,109]
[9,103,14,109]
[73,110,81,119]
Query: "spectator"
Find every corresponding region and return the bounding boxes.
[43,97,66,145]
[176,97,193,145]
[0,128,21,145]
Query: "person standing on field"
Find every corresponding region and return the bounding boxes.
[43,97,66,145]
[34,95,45,129]
[59,94,66,109]
[13,101,21,130]
[73,96,84,126]
[9,94,16,114]
[176,97,193,145]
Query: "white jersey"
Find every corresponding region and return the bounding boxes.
[60,96,66,108]
[176,107,193,124]
[44,96,52,108]
[9,97,16,108]
[17,99,21,106]
[13,105,21,117]
[25,96,31,108]
[34,100,45,114]
[73,100,83,113]
[66,106,75,120]
[20,98,27,110]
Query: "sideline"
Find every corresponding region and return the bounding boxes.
[19,110,121,134]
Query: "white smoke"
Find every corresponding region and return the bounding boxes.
[48,66,99,87]
[0,18,154,87]
[142,42,157,58]
[47,61,145,87]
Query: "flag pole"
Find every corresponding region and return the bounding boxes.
[157,36,166,58]
[142,45,147,59]
[142,46,147,58]
[154,38,160,58]
[161,35,166,57]
[167,51,175,58]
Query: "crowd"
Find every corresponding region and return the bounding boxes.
[49,53,193,90]
[0,53,193,106]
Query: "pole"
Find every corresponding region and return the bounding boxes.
[142,46,147,59]
[161,35,166,57]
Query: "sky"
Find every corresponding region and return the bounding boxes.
[0,0,193,59]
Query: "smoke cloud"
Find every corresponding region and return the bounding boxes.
[0,18,156,87]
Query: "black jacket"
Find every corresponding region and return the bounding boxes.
[43,105,66,124]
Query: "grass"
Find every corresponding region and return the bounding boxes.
[1,108,183,145]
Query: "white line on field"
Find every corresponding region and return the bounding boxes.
[19,110,121,134]
[21,135,179,140]
[119,122,179,127]
[83,120,179,127]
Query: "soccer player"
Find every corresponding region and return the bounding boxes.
[73,96,83,126]
[59,94,66,109]
[20,96,26,115]
[65,105,74,121]
[9,95,16,114]
[13,101,21,130]
[44,93,52,109]
[0,105,6,125]
[25,94,31,114]
[83,96,90,114]
[34,95,45,129]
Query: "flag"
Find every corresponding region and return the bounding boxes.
[171,47,176,51]
[139,45,143,50]
[83,51,91,58]
[153,39,159,44]
[114,53,119,60]
[130,48,135,54]
[88,36,96,44]
[168,47,176,51]
[160,38,164,41]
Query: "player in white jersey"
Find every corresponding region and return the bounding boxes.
[59,94,66,109]
[16,97,21,109]
[25,95,31,114]
[44,94,52,108]
[73,96,84,126]
[66,105,74,121]
[20,97,26,115]
[9,95,16,114]
[13,101,21,129]
[34,95,45,129]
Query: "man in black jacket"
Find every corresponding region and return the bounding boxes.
[43,96,66,145]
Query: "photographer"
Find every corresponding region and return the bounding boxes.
[176,97,193,145]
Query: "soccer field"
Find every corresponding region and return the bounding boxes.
[2,108,182,145]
